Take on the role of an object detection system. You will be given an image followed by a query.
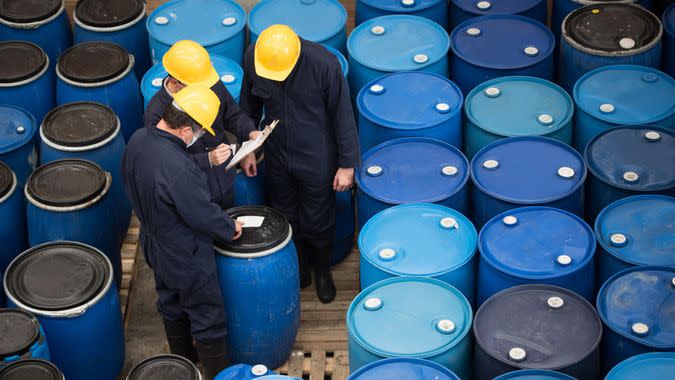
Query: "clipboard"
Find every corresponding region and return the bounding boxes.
[226,120,279,170]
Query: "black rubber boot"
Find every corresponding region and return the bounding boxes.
[314,246,336,304]
[195,339,229,380]
[295,240,312,289]
[162,318,198,363]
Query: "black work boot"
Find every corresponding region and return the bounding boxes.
[314,246,336,304]
[162,318,199,363]
[295,240,312,289]
[195,339,229,380]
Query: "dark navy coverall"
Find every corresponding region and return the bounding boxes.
[122,127,236,343]
[144,80,255,209]
[239,39,360,247]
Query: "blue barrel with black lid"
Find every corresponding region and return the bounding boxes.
[347,277,473,379]
[470,136,586,228]
[474,285,602,380]
[358,203,477,305]
[347,357,460,380]
[356,137,469,228]
[216,364,274,379]
[584,126,674,221]
[356,0,448,28]
[214,206,299,369]
[477,206,596,306]
[596,266,675,374]
[126,354,201,380]
[664,3,675,77]
[449,15,554,95]
[464,76,574,160]
[606,352,675,380]
[0,105,37,187]
[494,369,576,380]
[560,3,663,93]
[573,65,675,151]
[0,359,64,380]
[0,162,25,275]
[450,0,546,31]
[147,0,246,65]
[0,309,50,368]
[347,15,450,100]
[248,0,347,55]
[357,71,463,152]
[0,42,54,125]
[3,241,125,380]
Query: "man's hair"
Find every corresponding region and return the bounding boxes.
[162,104,199,131]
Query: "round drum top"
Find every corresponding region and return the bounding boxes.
[215,206,291,255]
[0,309,40,359]
[127,355,200,380]
[360,0,444,12]
[606,353,675,379]
[494,369,576,380]
[0,161,14,199]
[0,0,61,23]
[248,0,346,42]
[452,0,544,15]
[0,41,47,84]
[58,42,130,84]
[0,359,63,380]
[76,0,144,28]
[42,102,118,148]
[348,357,460,380]
[0,105,37,155]
[26,159,107,207]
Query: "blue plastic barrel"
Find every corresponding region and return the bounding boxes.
[449,15,554,95]
[0,42,54,124]
[347,277,473,379]
[464,76,574,160]
[450,0,546,30]
[358,203,477,305]
[56,42,143,143]
[216,364,275,380]
[470,136,586,228]
[0,105,37,186]
[552,0,641,41]
[0,359,64,379]
[356,137,469,228]
[356,0,448,28]
[347,15,450,99]
[147,0,246,65]
[606,352,675,380]
[664,3,675,77]
[126,355,200,380]
[559,3,663,93]
[3,241,125,380]
[214,206,299,369]
[73,0,151,80]
[233,153,266,207]
[357,72,463,152]
[0,309,50,368]
[0,0,71,71]
[0,163,25,274]
[596,266,675,374]
[573,65,675,151]
[493,369,576,380]
[474,285,602,380]
[248,0,347,55]
[584,126,674,221]
[347,357,460,380]
[477,206,596,306]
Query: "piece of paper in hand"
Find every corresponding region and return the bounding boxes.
[225,120,279,170]
[237,216,265,228]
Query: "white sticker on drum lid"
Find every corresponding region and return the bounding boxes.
[237,216,265,228]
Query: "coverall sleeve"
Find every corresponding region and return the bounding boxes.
[239,50,264,125]
[325,64,360,168]
[220,88,257,142]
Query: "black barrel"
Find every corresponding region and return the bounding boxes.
[126,354,201,380]
[0,359,64,380]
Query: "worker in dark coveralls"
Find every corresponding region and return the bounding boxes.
[144,40,261,210]
[122,85,242,379]
[240,25,360,304]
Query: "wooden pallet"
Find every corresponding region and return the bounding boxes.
[119,215,141,319]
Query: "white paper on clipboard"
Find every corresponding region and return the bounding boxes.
[225,120,279,170]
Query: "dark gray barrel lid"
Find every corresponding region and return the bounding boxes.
[0,41,47,84]
[5,242,110,311]
[0,359,63,380]
[0,0,61,23]
[0,161,14,199]
[58,42,130,83]
[27,159,107,207]
[474,284,602,370]
[564,4,661,53]
[216,206,290,254]
[42,102,118,147]
[127,354,200,380]
[76,0,145,28]
[0,309,40,359]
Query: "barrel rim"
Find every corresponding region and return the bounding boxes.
[321,44,349,77]
[0,308,41,359]
[361,0,443,12]
[665,2,675,38]
[25,170,111,213]
[0,162,15,201]
[0,0,63,25]
[605,352,675,378]
[347,356,460,379]
[0,358,64,380]
[493,369,576,380]
[0,104,37,155]
[74,0,146,30]
[0,41,49,86]
[56,42,134,86]
[452,0,543,16]
[40,101,121,150]
[127,353,202,380]
[215,226,293,258]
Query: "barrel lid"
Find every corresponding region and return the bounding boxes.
[480,207,595,279]
[5,242,110,312]
[348,357,460,380]
[356,138,469,204]
[452,0,543,15]
[0,105,37,155]
[128,354,200,380]
[573,65,675,125]
[494,369,576,380]
[585,127,674,192]
[248,0,346,42]
[58,42,130,84]
[0,41,47,84]
[466,76,573,137]
[475,285,602,370]
[665,3,675,38]
[214,363,272,379]
[0,0,61,23]
[0,309,40,358]
[595,195,674,267]
[597,266,675,349]
[450,15,554,70]
[26,159,107,207]
[0,359,63,380]
[147,0,246,48]
[322,44,348,77]
[563,4,661,54]
[42,102,118,147]
[359,203,477,277]
[606,352,675,379]
[0,161,14,199]
[361,0,444,12]
[357,72,463,130]
[471,136,585,204]
[348,15,449,72]
[215,206,290,255]
[347,277,472,357]
[76,0,144,28]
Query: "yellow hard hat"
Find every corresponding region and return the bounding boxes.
[254,25,301,81]
[172,85,220,136]
[162,40,220,87]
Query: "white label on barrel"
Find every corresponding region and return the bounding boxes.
[222,17,237,26]
[237,216,265,228]
[251,365,268,376]
[155,16,169,25]
[221,74,236,84]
